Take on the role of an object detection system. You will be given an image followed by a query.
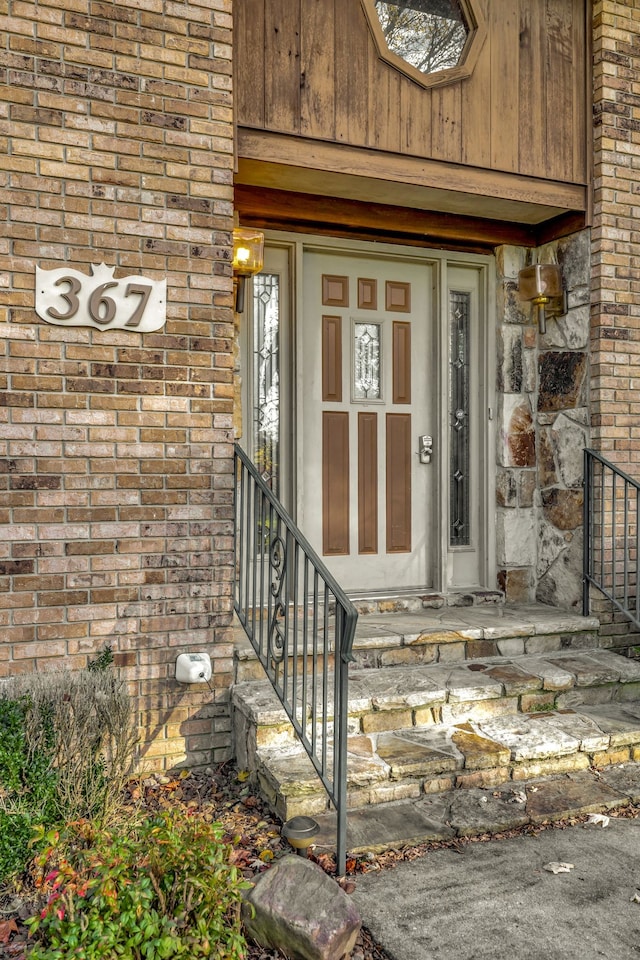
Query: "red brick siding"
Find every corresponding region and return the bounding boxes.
[0,0,236,767]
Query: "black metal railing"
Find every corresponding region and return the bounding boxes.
[583,448,640,630]
[233,444,358,876]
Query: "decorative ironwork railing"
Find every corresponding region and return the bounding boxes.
[583,449,640,631]
[233,443,358,876]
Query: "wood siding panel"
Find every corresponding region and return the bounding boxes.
[367,41,401,153]
[322,316,342,402]
[301,0,336,139]
[431,85,463,165]
[386,413,411,553]
[323,411,349,555]
[236,0,589,193]
[572,0,587,184]
[334,0,369,144]
[545,0,576,182]
[392,322,411,405]
[518,2,545,177]
[264,0,301,133]
[235,0,265,128]
[401,75,432,158]
[461,0,491,168]
[358,413,378,554]
[489,0,520,173]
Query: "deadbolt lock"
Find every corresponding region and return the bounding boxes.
[418,435,433,464]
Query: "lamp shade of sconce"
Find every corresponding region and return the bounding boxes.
[232,227,264,313]
[518,264,565,335]
[232,228,264,277]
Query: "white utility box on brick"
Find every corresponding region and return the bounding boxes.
[175,652,212,684]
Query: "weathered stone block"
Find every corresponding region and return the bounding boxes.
[422,775,455,794]
[440,697,518,724]
[525,770,623,822]
[496,509,536,566]
[538,353,586,412]
[524,635,563,655]
[519,692,557,713]
[496,468,518,507]
[497,637,526,657]
[467,640,499,659]
[361,709,413,734]
[511,752,590,780]
[436,642,467,662]
[243,856,361,960]
[413,706,436,725]
[550,412,588,488]
[498,568,534,604]
[455,767,511,790]
[498,325,523,393]
[451,724,511,769]
[498,396,536,467]
[591,746,631,767]
[541,488,584,531]
[368,780,422,804]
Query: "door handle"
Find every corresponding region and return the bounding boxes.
[418,435,433,464]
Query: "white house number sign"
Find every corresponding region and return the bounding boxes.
[35,263,167,332]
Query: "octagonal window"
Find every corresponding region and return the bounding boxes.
[374,0,469,75]
[363,0,485,88]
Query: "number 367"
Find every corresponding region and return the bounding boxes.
[47,276,152,327]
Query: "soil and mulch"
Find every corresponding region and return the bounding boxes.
[2,763,640,959]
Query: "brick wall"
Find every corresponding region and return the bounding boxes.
[589,1,640,651]
[591,1,640,462]
[0,0,236,768]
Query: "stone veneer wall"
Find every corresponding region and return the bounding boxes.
[589,0,640,651]
[495,233,590,610]
[0,0,236,768]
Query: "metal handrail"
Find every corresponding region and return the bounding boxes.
[583,448,640,630]
[233,443,358,876]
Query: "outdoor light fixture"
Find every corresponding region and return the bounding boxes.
[281,816,321,857]
[232,227,264,313]
[518,264,566,335]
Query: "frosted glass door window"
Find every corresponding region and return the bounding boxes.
[353,322,382,400]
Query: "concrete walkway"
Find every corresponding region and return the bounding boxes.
[352,816,640,960]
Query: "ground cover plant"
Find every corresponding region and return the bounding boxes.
[27,813,250,960]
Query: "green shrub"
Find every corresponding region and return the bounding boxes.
[28,813,251,959]
[0,654,136,883]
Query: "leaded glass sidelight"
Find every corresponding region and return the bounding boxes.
[252,274,280,496]
[449,291,470,546]
[373,0,470,75]
[353,322,382,400]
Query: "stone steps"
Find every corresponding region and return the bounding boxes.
[232,647,640,772]
[233,603,600,683]
[231,603,640,852]
[311,762,640,855]
[251,700,640,822]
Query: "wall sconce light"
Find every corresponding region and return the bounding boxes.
[232,227,264,313]
[518,264,566,335]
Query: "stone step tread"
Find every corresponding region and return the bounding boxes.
[234,603,599,661]
[233,649,640,725]
[258,702,640,798]
[310,765,640,855]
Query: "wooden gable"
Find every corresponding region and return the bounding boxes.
[235,0,589,236]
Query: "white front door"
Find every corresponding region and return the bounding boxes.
[245,236,494,596]
[299,249,435,593]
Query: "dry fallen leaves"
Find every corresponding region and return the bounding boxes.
[0,922,18,946]
[543,862,575,874]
